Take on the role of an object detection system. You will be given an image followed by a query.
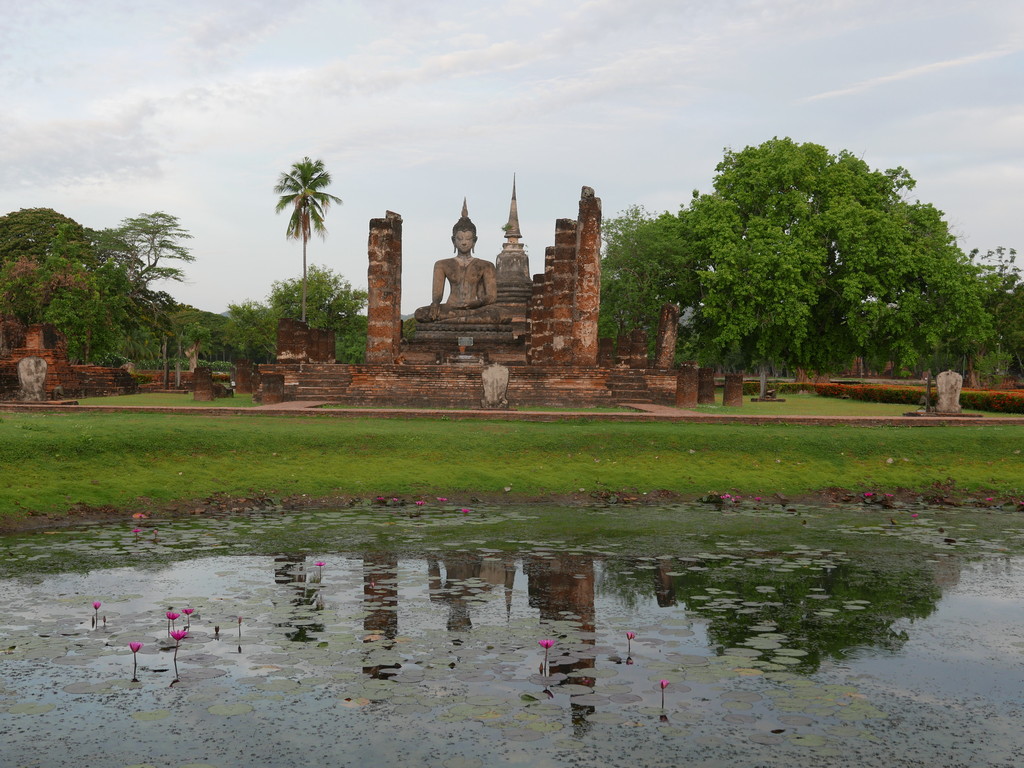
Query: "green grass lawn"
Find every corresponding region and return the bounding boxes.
[1,409,1021,521]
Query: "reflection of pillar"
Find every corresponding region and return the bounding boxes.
[697,367,716,404]
[655,562,677,607]
[272,555,325,642]
[654,303,680,369]
[723,372,744,407]
[366,211,403,363]
[362,555,399,678]
[676,361,698,407]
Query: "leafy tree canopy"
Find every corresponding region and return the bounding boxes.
[601,137,989,375]
[0,208,91,267]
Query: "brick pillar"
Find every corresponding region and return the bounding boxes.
[366,211,403,364]
[550,219,577,364]
[598,337,615,367]
[697,367,716,404]
[277,318,307,362]
[193,367,213,401]
[629,329,648,369]
[526,271,550,364]
[675,361,698,407]
[654,303,680,369]
[234,359,253,394]
[572,186,601,366]
[723,372,744,407]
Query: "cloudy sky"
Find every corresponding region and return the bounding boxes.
[1,0,1021,315]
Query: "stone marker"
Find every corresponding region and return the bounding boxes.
[17,356,47,401]
[481,363,510,409]
[723,372,744,407]
[935,370,963,414]
[697,367,716,405]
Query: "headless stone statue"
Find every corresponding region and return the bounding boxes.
[414,201,508,325]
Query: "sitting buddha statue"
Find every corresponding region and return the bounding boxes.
[413,201,510,325]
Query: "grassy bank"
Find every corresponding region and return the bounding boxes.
[1,410,1022,522]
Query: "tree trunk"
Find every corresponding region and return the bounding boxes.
[301,236,308,323]
[759,366,768,400]
[162,337,169,389]
[175,336,182,388]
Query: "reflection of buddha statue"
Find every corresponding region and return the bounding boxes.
[414,201,508,325]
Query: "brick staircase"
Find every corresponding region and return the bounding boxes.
[605,369,654,403]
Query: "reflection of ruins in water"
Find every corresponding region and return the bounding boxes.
[427,554,517,632]
[363,554,399,677]
[273,555,325,643]
[525,553,598,737]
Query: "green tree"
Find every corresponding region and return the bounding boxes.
[274,157,343,323]
[228,265,367,363]
[967,247,1023,383]
[0,208,91,267]
[683,138,987,377]
[599,205,697,346]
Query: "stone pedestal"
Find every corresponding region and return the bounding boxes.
[676,361,699,408]
[697,367,716,405]
[723,372,744,407]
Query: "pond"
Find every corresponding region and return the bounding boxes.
[1,503,1023,768]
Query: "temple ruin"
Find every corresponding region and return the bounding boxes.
[258,185,682,408]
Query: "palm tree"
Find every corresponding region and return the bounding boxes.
[273,157,342,322]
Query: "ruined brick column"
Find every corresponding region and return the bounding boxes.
[526,267,553,364]
[628,329,648,369]
[234,359,253,394]
[675,361,699,407]
[365,211,403,364]
[572,187,601,366]
[550,220,577,364]
[697,366,716,404]
[258,373,286,405]
[723,372,744,407]
[654,303,680,369]
[598,338,616,367]
[193,367,213,401]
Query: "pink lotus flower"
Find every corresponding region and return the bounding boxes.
[754,497,762,501]
[660,679,669,708]
[93,601,102,610]
[461,508,470,514]
[315,561,326,567]
[625,631,636,640]
[415,500,425,506]
[625,631,636,655]
[437,497,448,502]
[538,639,554,650]
[169,629,189,642]
[128,641,143,681]
[166,611,180,621]
[660,679,669,689]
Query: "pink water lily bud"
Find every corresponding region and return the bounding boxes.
[182,608,194,616]
[538,639,554,650]
[129,642,143,653]
[93,601,102,610]
[660,679,670,689]
[625,631,636,640]
[166,612,180,621]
